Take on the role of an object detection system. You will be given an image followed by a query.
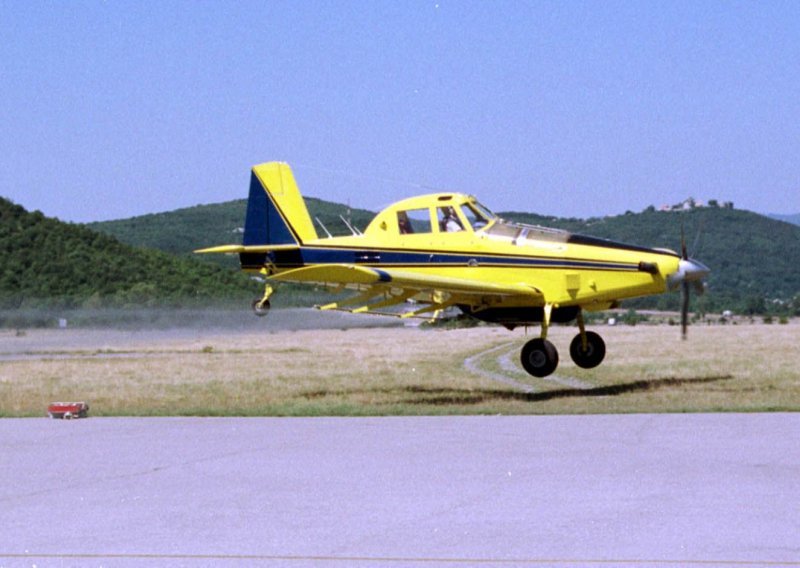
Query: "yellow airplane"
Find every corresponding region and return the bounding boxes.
[197,162,709,378]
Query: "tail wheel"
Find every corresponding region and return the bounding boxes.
[252,298,271,317]
[520,338,559,377]
[569,331,606,369]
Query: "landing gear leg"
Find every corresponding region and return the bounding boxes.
[252,284,274,317]
[569,310,605,369]
[520,303,559,377]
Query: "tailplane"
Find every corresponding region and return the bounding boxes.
[195,162,317,312]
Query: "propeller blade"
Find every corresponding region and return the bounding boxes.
[691,217,706,258]
[680,223,688,260]
[681,281,690,340]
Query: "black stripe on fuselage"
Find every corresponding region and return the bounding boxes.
[567,233,673,256]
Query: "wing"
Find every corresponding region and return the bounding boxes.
[269,264,543,317]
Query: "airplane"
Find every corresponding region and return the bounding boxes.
[196,161,710,378]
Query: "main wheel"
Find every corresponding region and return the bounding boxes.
[520,338,559,377]
[252,298,271,317]
[569,331,606,369]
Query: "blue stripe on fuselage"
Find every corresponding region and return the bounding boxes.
[271,246,644,271]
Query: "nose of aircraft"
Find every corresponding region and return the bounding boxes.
[667,255,711,340]
[667,257,710,290]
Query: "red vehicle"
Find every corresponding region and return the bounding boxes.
[47,402,89,419]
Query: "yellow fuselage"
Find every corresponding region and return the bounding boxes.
[263,191,680,311]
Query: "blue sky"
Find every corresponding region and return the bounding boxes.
[2,1,799,222]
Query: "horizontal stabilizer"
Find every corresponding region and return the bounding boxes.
[270,264,389,285]
[194,244,300,254]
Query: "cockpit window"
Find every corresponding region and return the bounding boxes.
[460,202,493,230]
[471,200,496,221]
[398,208,432,234]
[438,206,464,232]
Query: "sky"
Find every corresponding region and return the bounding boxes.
[2,1,800,223]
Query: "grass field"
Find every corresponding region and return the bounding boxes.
[1,318,798,416]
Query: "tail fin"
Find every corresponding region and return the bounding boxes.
[244,162,318,246]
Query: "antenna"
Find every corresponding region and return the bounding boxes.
[315,217,333,239]
[339,215,363,236]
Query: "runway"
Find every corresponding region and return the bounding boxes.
[2,414,799,567]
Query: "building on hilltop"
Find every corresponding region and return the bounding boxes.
[656,197,733,212]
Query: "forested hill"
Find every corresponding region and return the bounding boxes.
[88,197,375,267]
[0,197,258,308]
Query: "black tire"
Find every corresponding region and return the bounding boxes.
[520,338,559,377]
[569,331,606,369]
[252,298,271,317]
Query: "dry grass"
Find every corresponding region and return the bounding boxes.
[1,321,798,416]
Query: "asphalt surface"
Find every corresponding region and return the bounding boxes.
[1,415,799,567]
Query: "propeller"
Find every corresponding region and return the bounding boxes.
[681,226,689,339]
[669,223,710,340]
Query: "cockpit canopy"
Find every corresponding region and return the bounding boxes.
[364,192,571,245]
[394,200,494,235]
[364,193,492,236]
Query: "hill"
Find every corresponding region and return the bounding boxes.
[89,198,800,315]
[89,197,375,268]
[0,197,259,309]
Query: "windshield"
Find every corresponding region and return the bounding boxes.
[486,219,570,244]
[460,201,495,230]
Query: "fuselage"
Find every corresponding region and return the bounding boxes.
[247,192,681,312]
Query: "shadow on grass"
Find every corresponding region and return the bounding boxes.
[303,375,735,406]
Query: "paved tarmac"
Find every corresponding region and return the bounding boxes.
[1,414,799,567]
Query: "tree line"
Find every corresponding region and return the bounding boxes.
[0,197,259,309]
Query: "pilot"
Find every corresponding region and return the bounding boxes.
[440,207,463,232]
[398,211,413,234]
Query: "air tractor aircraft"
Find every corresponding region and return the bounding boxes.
[197,162,709,378]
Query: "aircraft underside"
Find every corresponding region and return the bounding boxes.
[457,304,581,329]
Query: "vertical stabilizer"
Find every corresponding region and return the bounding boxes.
[243,162,318,246]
